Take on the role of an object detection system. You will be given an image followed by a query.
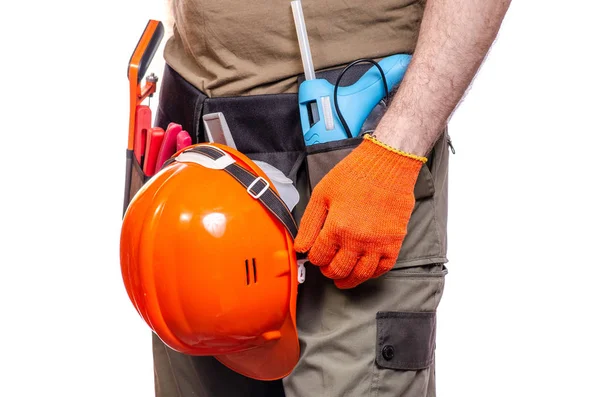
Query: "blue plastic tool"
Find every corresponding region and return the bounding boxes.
[298,54,412,145]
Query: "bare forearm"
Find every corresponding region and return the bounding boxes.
[376,0,512,156]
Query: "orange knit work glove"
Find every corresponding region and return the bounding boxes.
[295,134,426,289]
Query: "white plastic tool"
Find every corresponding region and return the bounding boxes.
[203,112,237,149]
[291,0,315,81]
[254,160,300,212]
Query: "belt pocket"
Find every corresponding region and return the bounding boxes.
[199,93,307,185]
[200,93,310,223]
[305,137,436,200]
[306,137,363,190]
[125,151,149,208]
[375,311,436,370]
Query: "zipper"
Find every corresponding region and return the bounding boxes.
[386,263,448,277]
[447,136,455,154]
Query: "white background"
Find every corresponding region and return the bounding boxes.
[1,1,599,396]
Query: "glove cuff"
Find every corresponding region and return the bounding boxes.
[347,134,425,190]
[363,134,428,163]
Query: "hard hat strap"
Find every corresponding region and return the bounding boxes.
[181,145,299,239]
[224,162,298,239]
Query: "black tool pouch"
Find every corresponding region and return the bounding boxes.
[151,64,311,222]
[128,63,447,268]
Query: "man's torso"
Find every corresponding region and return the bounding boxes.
[165,0,426,96]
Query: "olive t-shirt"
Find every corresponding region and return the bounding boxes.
[164,0,425,97]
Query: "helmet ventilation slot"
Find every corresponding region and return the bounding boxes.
[245,258,258,285]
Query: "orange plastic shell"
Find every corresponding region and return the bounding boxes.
[120,144,299,380]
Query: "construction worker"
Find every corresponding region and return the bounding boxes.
[150,0,512,395]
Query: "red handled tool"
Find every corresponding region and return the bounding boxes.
[143,127,166,177]
[154,122,182,174]
[176,130,192,152]
[134,105,152,164]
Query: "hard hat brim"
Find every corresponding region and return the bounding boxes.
[215,311,300,381]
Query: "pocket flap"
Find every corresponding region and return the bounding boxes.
[306,138,362,188]
[375,311,436,370]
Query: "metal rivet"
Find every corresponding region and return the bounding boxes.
[382,345,395,361]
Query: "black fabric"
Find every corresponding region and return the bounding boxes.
[375,312,436,370]
[155,64,207,143]
[202,93,306,155]
[156,64,311,225]
[189,145,226,160]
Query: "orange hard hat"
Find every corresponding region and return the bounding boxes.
[120,143,303,381]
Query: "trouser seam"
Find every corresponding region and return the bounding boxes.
[369,320,382,397]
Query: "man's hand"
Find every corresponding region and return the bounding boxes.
[295,135,426,289]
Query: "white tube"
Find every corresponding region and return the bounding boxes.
[291,0,316,81]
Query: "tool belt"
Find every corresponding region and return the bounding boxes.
[130,63,450,268]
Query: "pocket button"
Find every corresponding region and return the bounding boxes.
[382,345,395,361]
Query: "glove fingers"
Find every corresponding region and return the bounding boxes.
[307,230,339,266]
[371,256,398,279]
[335,253,380,289]
[294,194,328,253]
[320,249,360,280]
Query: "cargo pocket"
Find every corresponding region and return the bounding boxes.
[375,312,436,370]
[370,264,447,396]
